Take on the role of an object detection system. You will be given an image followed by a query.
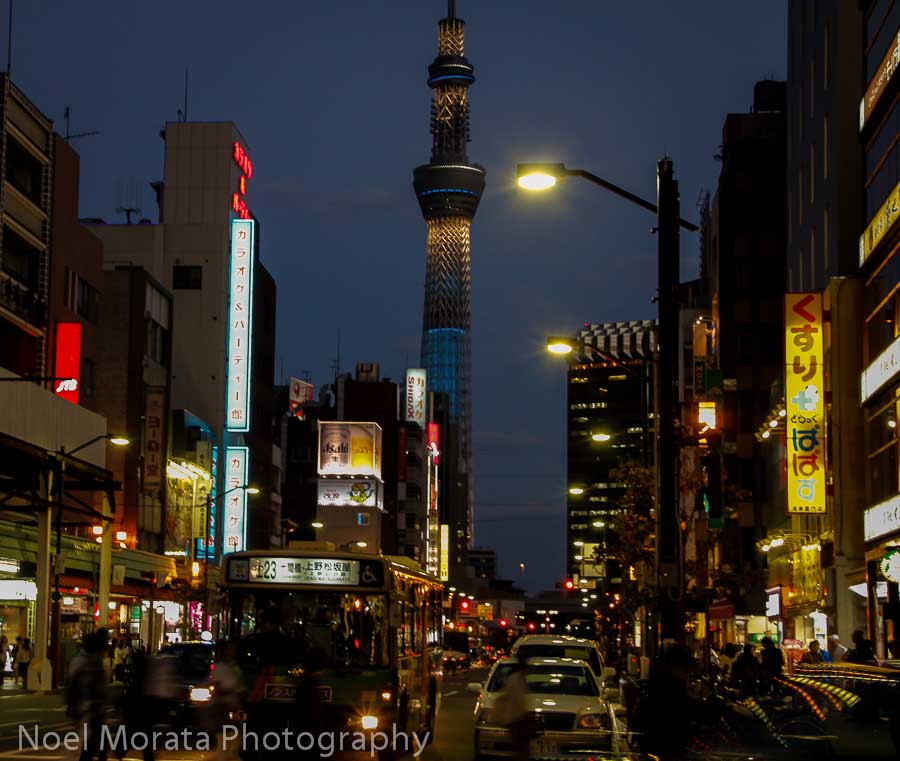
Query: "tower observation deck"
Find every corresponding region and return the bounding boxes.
[413,0,484,550]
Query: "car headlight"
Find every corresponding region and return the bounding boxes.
[361,715,379,730]
[577,713,603,729]
[190,686,212,703]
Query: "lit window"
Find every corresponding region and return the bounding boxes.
[608,375,627,381]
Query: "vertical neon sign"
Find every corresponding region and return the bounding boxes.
[54,322,82,404]
[227,219,255,432]
[223,446,248,555]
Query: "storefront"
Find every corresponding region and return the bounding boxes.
[862,496,900,656]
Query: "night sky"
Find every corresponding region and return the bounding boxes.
[14,1,785,592]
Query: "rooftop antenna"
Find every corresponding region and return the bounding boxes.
[115,178,142,224]
[183,68,188,122]
[63,106,100,144]
[330,329,342,381]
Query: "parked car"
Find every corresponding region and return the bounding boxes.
[468,657,620,759]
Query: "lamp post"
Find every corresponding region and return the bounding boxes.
[520,160,698,648]
[49,433,130,687]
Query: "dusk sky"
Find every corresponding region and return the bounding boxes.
[13,1,785,592]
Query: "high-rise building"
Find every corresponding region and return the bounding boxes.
[707,81,787,609]
[858,1,900,656]
[413,1,485,554]
[564,322,655,588]
[88,121,278,557]
[782,1,867,646]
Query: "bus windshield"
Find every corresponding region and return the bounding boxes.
[228,589,389,669]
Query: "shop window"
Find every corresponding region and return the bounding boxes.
[867,395,900,505]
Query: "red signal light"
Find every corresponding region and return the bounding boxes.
[564,579,574,590]
[460,600,470,611]
[527,622,536,631]
[498,618,508,628]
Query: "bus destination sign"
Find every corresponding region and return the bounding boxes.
[228,557,384,587]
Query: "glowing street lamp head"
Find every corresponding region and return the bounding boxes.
[546,335,576,355]
[591,433,611,442]
[245,486,260,495]
[311,521,324,529]
[517,163,567,191]
[568,487,584,495]
[109,436,130,447]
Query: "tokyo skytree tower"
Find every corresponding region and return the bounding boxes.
[413,0,485,548]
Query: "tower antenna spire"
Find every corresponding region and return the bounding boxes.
[447,0,455,18]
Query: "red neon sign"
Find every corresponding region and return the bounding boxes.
[232,193,250,219]
[427,423,440,463]
[54,322,82,404]
[233,142,253,178]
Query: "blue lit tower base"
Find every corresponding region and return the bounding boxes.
[414,1,484,549]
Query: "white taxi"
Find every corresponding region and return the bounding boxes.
[468,657,619,759]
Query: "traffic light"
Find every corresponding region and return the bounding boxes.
[701,432,723,528]
[564,579,574,591]
[498,618,508,628]
[527,622,536,631]
[460,599,470,612]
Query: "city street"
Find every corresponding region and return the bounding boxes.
[0,669,488,761]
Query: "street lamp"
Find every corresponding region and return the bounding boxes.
[591,433,611,443]
[50,433,130,686]
[546,336,577,355]
[518,157,698,649]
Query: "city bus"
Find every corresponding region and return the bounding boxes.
[221,545,443,755]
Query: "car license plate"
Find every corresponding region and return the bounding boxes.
[529,739,558,756]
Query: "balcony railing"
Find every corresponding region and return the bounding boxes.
[0,272,46,329]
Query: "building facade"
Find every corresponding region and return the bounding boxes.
[859,0,900,656]
[564,322,655,592]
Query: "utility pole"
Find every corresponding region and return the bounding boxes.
[656,158,682,645]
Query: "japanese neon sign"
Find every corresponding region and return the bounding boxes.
[784,293,826,514]
[232,142,252,219]
[54,322,81,404]
[226,219,255,432]
[223,446,248,555]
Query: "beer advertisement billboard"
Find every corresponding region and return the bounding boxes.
[318,422,383,480]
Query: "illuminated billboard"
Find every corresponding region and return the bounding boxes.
[859,178,900,266]
[223,446,249,554]
[54,322,81,404]
[289,377,314,418]
[405,369,427,428]
[143,388,165,493]
[317,422,383,479]
[317,478,381,509]
[226,219,255,432]
[440,524,449,581]
[785,293,826,514]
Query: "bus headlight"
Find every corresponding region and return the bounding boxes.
[190,686,212,703]
[361,715,379,730]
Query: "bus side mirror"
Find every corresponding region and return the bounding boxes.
[467,682,482,695]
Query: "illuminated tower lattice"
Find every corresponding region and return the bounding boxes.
[414,0,485,548]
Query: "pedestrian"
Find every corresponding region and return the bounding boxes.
[637,644,701,756]
[115,645,153,761]
[846,629,878,664]
[759,637,783,690]
[211,640,244,761]
[492,654,534,761]
[67,629,109,761]
[0,635,8,682]
[14,638,32,688]
[827,634,847,662]
[719,642,737,680]
[800,640,825,664]
[731,643,760,693]
[113,638,128,684]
